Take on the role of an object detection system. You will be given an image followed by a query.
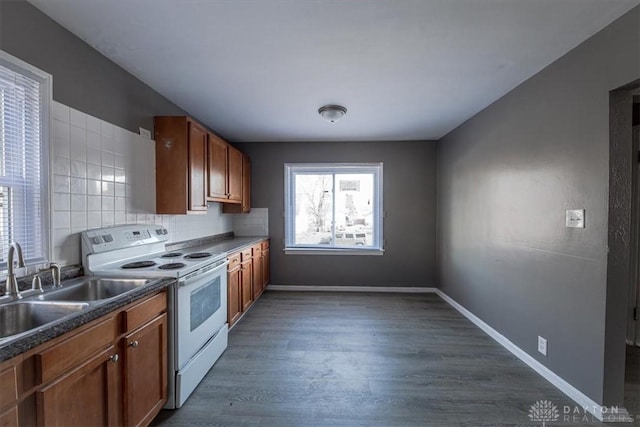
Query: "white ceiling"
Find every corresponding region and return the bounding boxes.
[28,0,638,142]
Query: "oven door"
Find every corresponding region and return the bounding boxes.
[176,259,228,369]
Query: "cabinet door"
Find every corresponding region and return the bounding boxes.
[252,246,263,299]
[227,145,243,203]
[0,406,17,427]
[241,155,251,212]
[188,121,207,212]
[123,314,167,427]
[207,134,228,201]
[262,248,270,289]
[262,240,271,291]
[37,346,120,427]
[241,260,253,312]
[228,267,242,327]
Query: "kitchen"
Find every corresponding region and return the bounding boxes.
[0,0,639,425]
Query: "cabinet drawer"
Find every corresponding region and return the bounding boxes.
[228,253,241,270]
[123,292,167,333]
[0,406,18,427]
[0,365,17,408]
[36,317,116,385]
[252,244,262,257]
[261,240,269,250]
[240,248,252,261]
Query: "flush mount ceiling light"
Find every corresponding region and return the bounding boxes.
[318,105,347,123]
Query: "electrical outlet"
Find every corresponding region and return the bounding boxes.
[538,336,547,356]
[565,209,585,228]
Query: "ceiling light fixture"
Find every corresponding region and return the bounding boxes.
[318,105,347,123]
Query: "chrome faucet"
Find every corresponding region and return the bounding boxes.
[6,242,25,299]
[40,263,62,288]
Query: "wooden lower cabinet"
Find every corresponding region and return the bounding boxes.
[1,289,168,427]
[240,249,253,312]
[37,345,120,427]
[227,254,242,327]
[252,244,263,299]
[0,405,18,427]
[227,240,270,328]
[123,313,167,427]
[262,240,270,289]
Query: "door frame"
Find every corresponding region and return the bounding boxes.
[604,79,640,406]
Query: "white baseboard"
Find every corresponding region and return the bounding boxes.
[435,289,633,423]
[267,285,438,293]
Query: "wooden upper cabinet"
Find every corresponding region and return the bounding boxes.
[223,153,251,214]
[154,116,207,214]
[227,145,243,203]
[188,122,207,212]
[207,133,229,202]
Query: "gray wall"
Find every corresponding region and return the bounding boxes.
[0,0,188,133]
[235,141,437,287]
[437,7,639,405]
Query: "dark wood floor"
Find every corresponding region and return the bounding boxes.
[152,291,618,426]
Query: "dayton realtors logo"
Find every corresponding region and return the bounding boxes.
[528,400,560,426]
[528,400,634,425]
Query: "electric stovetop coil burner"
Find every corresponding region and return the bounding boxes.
[162,252,184,258]
[184,252,212,259]
[122,260,157,269]
[159,263,187,270]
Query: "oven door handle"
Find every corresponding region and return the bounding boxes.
[178,259,229,287]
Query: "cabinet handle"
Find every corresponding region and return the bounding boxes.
[129,340,139,348]
[110,354,119,363]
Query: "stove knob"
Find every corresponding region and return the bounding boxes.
[156,228,163,235]
[91,236,104,245]
[102,234,113,243]
[162,228,168,235]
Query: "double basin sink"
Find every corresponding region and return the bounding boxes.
[0,277,153,343]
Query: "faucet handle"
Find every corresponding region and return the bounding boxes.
[50,263,61,287]
[38,263,62,288]
[31,274,43,292]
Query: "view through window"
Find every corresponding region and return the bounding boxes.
[285,163,383,252]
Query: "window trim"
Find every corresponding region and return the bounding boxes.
[284,162,384,255]
[0,50,52,272]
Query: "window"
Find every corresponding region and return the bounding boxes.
[284,163,383,254]
[0,51,51,270]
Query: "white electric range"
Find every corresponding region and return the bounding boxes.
[81,224,229,409]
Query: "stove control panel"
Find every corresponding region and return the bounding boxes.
[81,224,169,256]
[125,229,151,241]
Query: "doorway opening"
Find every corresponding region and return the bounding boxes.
[625,87,640,416]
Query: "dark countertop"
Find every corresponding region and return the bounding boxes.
[0,277,174,362]
[0,235,269,362]
[196,236,269,255]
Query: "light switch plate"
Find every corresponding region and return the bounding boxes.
[139,127,152,139]
[565,209,585,228]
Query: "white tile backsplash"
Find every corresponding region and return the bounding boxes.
[49,101,234,266]
[232,208,269,236]
[69,109,86,129]
[51,102,70,123]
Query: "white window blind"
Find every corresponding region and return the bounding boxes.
[0,53,50,270]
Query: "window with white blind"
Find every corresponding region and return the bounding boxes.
[0,51,51,270]
[284,163,383,255]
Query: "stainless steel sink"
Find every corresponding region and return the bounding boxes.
[35,277,152,302]
[0,301,89,339]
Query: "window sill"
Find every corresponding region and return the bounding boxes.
[284,248,384,256]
